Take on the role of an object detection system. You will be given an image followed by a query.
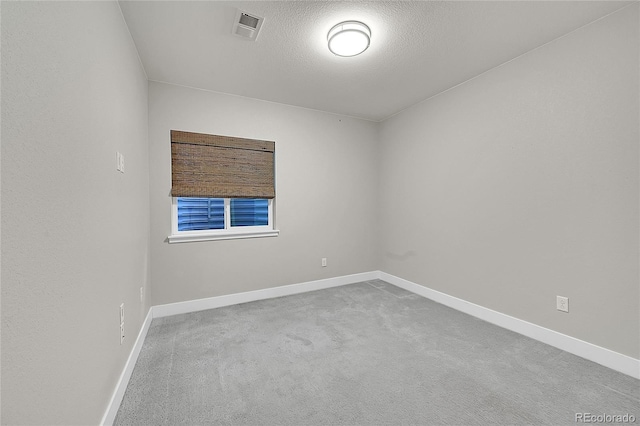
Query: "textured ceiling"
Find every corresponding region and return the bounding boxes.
[119,1,631,121]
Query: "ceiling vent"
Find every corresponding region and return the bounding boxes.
[232,9,264,41]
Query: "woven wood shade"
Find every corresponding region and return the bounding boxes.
[171,130,275,199]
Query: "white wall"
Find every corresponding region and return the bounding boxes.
[378,5,639,358]
[1,2,637,424]
[1,2,150,424]
[149,82,378,306]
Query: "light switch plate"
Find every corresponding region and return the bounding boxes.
[116,152,125,173]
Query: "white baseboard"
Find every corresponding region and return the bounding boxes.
[101,308,153,426]
[152,271,379,319]
[379,271,640,380]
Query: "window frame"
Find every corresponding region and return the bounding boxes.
[168,197,278,243]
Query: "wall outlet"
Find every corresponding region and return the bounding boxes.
[557,296,569,313]
[321,258,327,267]
[140,287,144,302]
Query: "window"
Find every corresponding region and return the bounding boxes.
[170,197,276,242]
[168,130,278,243]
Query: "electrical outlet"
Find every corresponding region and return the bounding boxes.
[120,323,125,344]
[140,287,144,302]
[557,296,569,313]
[321,258,327,267]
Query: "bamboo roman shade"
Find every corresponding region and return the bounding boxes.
[171,130,275,199]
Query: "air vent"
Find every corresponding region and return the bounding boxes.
[232,9,264,41]
[239,13,259,29]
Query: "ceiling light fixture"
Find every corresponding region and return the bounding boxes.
[327,21,371,57]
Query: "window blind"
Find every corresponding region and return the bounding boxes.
[177,198,225,231]
[171,130,275,199]
[176,198,269,231]
[230,198,268,227]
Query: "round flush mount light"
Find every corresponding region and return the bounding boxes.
[327,21,371,57]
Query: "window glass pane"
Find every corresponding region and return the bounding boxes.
[230,198,268,227]
[177,198,224,231]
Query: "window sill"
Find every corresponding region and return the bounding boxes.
[168,229,279,244]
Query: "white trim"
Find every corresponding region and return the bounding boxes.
[171,196,178,235]
[224,198,231,230]
[152,271,379,318]
[378,271,640,379]
[168,228,279,243]
[267,197,274,228]
[101,308,153,426]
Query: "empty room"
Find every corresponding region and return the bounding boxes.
[1,1,638,425]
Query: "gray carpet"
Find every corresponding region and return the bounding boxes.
[115,280,639,425]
